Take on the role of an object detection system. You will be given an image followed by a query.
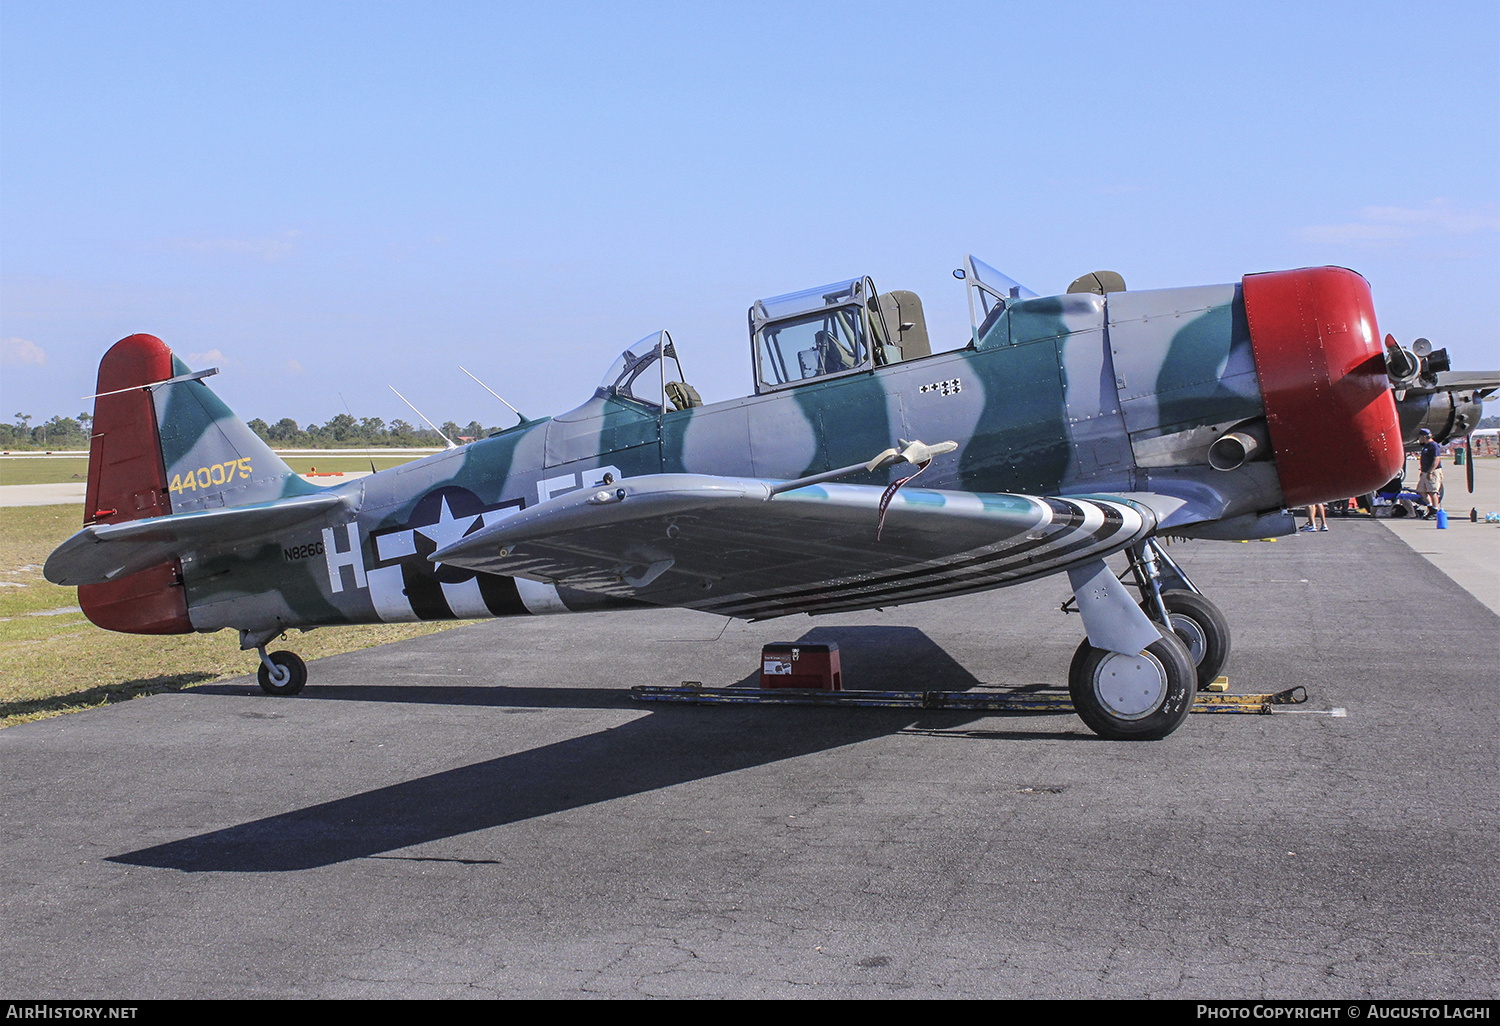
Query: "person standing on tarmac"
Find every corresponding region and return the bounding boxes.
[1417,428,1443,518]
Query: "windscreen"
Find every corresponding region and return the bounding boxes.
[596,332,665,407]
[964,255,1039,341]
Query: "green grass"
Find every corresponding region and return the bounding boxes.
[0,504,466,728]
[277,454,427,476]
[0,458,90,486]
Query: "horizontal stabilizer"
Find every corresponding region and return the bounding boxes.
[45,493,348,586]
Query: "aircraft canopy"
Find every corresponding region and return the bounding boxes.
[594,330,690,409]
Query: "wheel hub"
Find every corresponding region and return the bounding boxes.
[1168,612,1207,664]
[1092,651,1168,719]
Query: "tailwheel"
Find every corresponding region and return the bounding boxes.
[1149,590,1231,689]
[1069,629,1196,740]
[257,650,308,696]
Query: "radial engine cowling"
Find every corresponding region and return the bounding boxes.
[1241,267,1404,507]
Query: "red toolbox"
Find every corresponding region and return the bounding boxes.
[760,643,842,690]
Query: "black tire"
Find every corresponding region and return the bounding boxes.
[1068,629,1196,740]
[1143,589,1231,690]
[257,651,307,696]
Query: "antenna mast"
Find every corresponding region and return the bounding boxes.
[460,366,528,425]
[389,386,456,449]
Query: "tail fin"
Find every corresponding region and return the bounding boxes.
[79,333,316,634]
[149,351,318,515]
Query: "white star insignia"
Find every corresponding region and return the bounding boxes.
[413,495,482,557]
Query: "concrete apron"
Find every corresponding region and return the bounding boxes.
[1372,455,1500,616]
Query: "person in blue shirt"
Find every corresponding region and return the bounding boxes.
[1416,428,1443,517]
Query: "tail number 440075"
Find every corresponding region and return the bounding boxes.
[169,459,253,494]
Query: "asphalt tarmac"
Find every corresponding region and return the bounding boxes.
[2,520,1497,998]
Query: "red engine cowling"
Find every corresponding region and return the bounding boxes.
[77,334,193,635]
[1241,267,1404,507]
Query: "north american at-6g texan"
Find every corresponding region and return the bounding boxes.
[46,256,1481,740]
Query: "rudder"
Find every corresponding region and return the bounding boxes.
[80,334,191,632]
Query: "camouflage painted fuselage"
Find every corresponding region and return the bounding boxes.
[173,281,1278,639]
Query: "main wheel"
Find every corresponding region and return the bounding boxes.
[1068,629,1196,740]
[1143,589,1231,689]
[257,651,307,696]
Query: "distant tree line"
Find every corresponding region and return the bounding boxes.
[2,411,504,450]
[2,413,93,450]
[243,415,500,448]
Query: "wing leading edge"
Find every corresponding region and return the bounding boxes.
[432,473,1155,620]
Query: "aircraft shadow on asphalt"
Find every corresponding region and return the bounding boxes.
[110,627,1085,874]
[187,624,1071,709]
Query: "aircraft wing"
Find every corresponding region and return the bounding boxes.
[44,492,349,586]
[1400,370,1500,397]
[432,473,1154,620]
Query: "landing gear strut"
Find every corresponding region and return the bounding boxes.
[1152,590,1230,687]
[1126,540,1231,689]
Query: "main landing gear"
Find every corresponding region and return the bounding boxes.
[240,628,308,696]
[1151,589,1230,688]
[1127,539,1231,689]
[1064,539,1231,740]
[1068,628,1196,741]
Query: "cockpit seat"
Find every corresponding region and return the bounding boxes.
[665,381,702,411]
[1067,270,1127,295]
[875,290,931,363]
[816,329,858,373]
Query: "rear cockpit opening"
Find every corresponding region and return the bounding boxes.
[748,276,935,395]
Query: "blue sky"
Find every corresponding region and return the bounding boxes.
[2,0,1496,426]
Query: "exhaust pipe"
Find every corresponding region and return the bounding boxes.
[1208,419,1271,472]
